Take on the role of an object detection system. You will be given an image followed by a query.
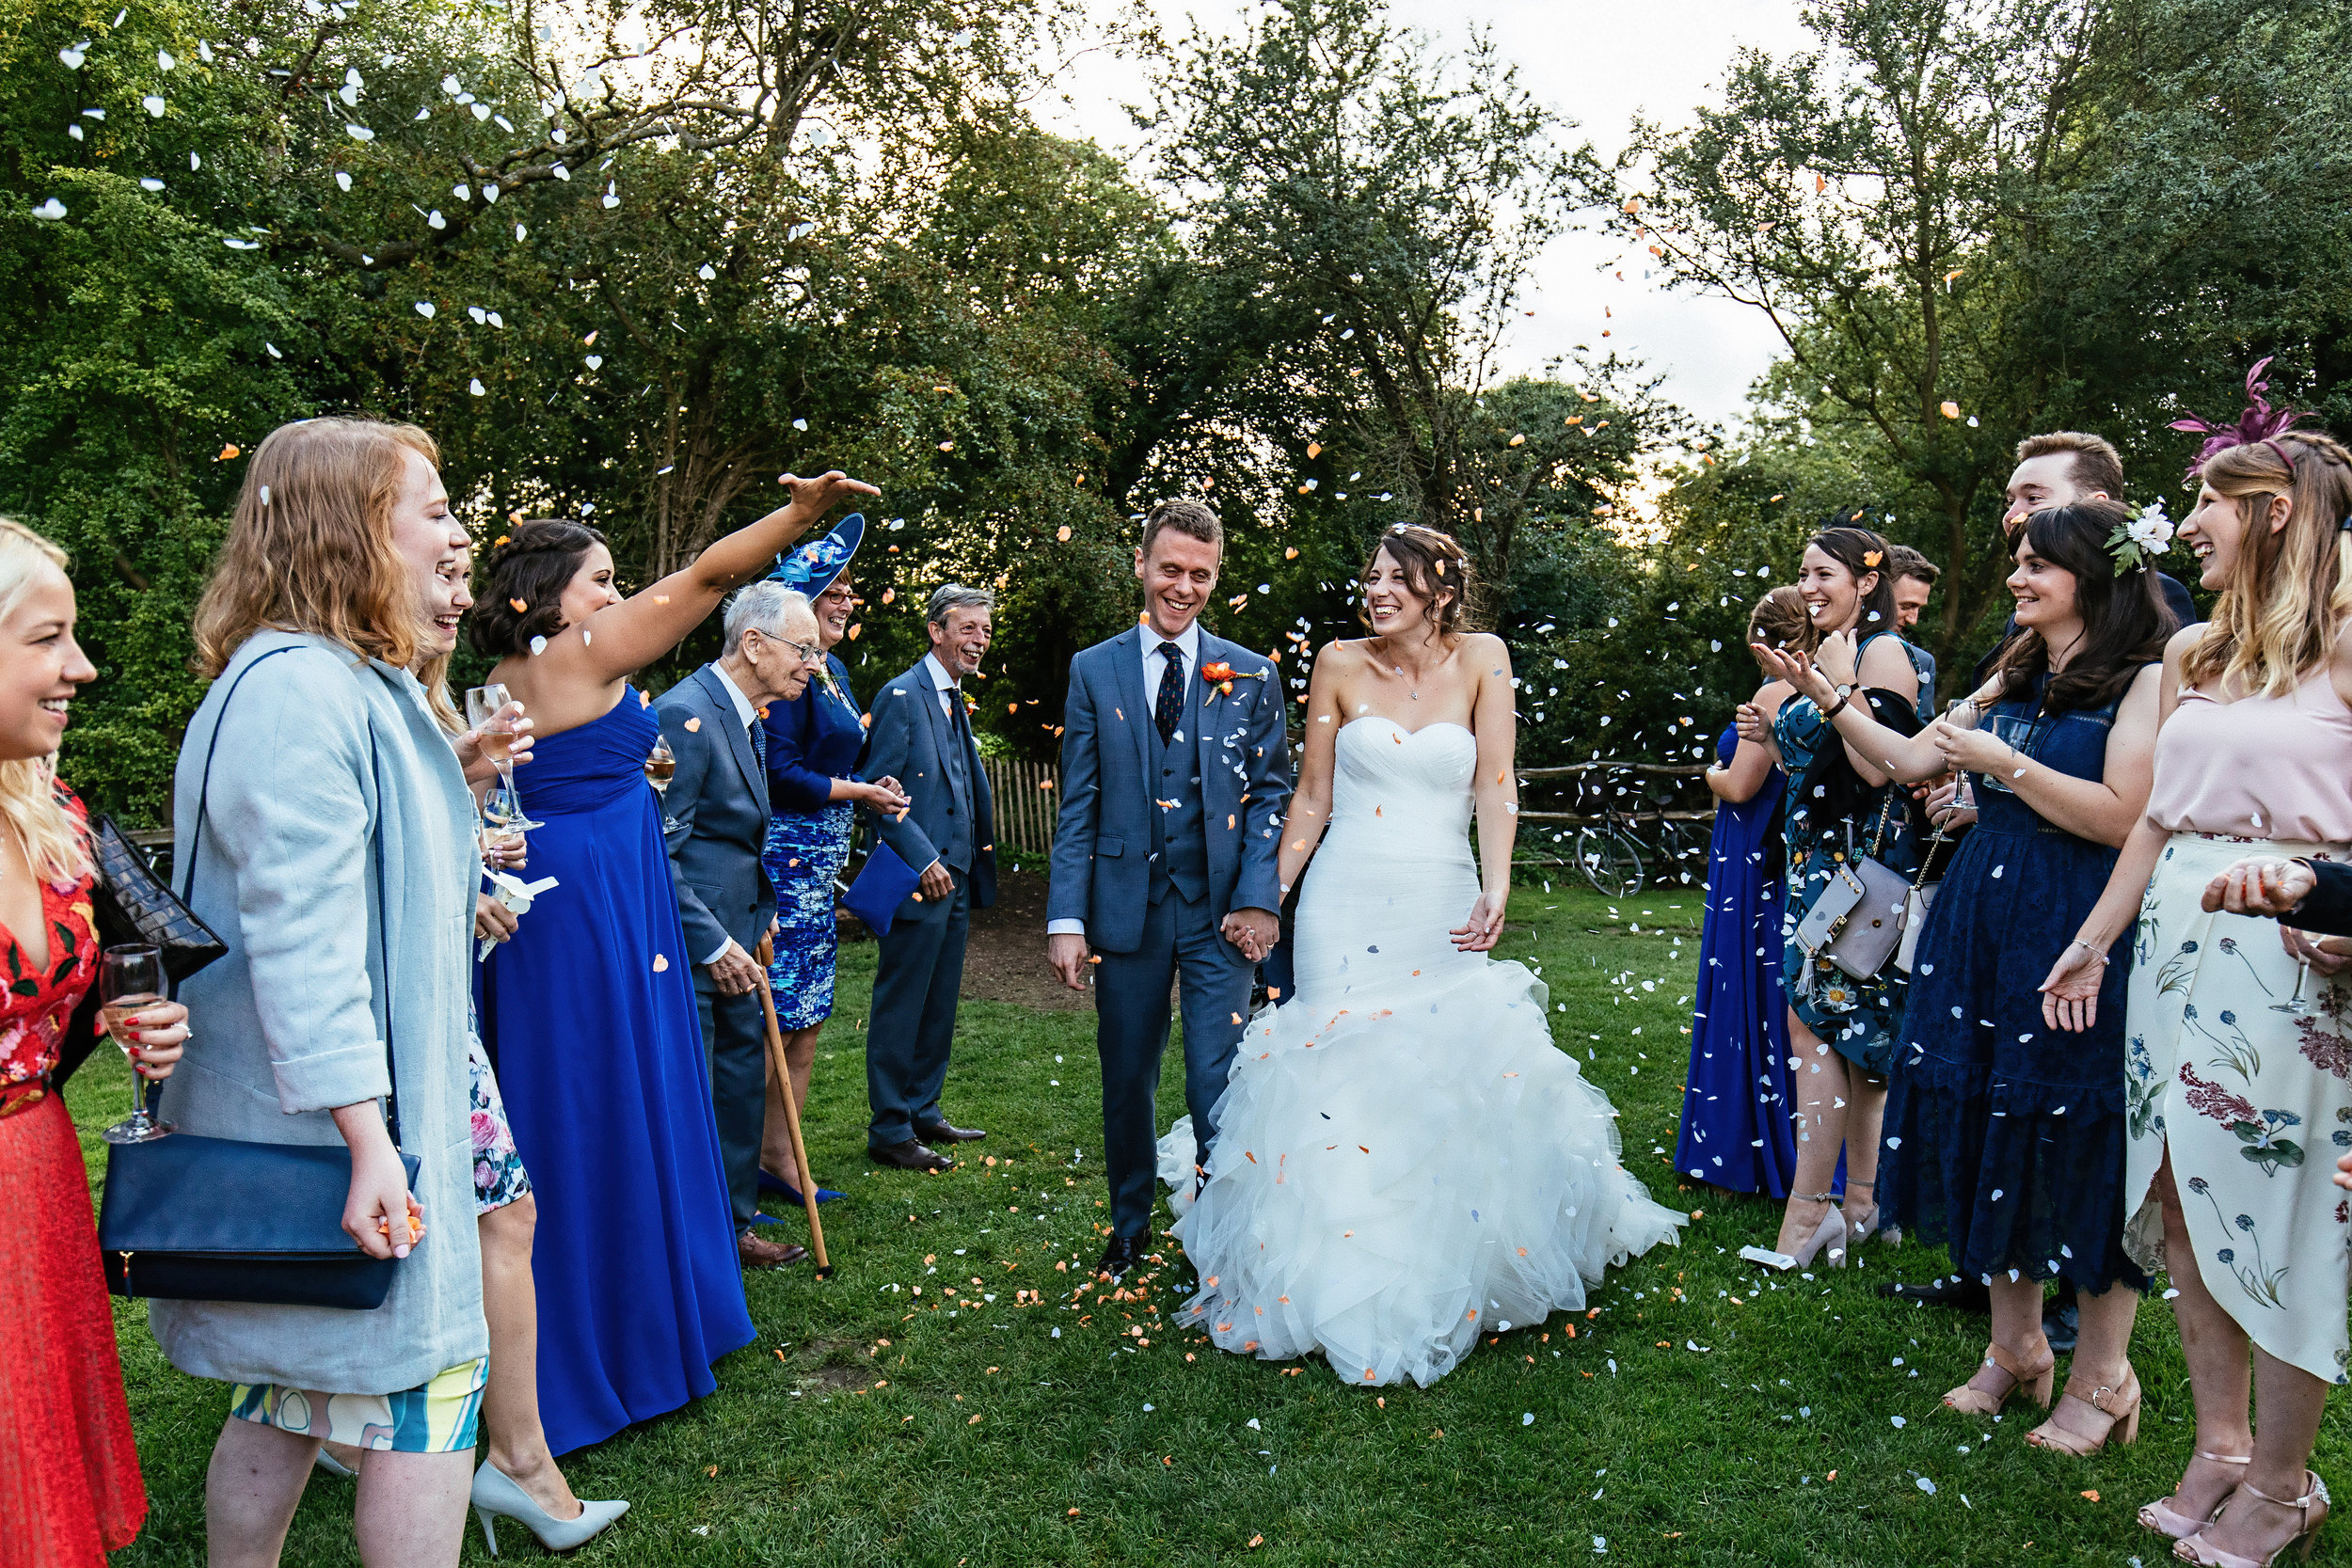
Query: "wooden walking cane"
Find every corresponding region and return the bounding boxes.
[755,936,832,1278]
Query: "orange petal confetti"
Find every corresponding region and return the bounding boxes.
[653,595,671,605]
[1508,433,1526,447]
[1863,550,1883,567]
[652,954,670,972]
[1057,525,1073,541]
[684,717,701,732]
[1939,401,1961,419]
[882,588,896,604]
[1248,1536,1265,1549]
[1285,546,1299,559]
[2081,1490,2101,1502]
[1307,441,1322,458]
[218,443,241,460]
[509,598,529,612]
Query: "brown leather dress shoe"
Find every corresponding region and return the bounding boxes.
[738,1229,808,1269]
[868,1138,955,1172]
[915,1119,986,1144]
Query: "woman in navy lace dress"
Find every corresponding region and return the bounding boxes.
[1759,500,2174,1454]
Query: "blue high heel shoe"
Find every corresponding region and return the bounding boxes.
[758,1168,844,1204]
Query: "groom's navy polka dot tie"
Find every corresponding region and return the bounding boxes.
[1154,642,1185,746]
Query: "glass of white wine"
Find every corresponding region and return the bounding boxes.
[644,734,675,796]
[480,787,529,868]
[466,683,541,828]
[100,943,172,1145]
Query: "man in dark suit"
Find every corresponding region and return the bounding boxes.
[859,583,998,1172]
[658,582,820,1269]
[1045,499,1292,1281]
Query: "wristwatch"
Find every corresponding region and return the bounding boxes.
[1822,683,1854,720]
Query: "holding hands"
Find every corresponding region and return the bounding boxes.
[2201,855,2318,918]
[853,774,913,815]
[1222,907,1279,965]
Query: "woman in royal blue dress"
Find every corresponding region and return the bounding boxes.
[470,470,875,1456]
[755,515,907,1202]
[1677,586,1812,1197]
[1756,499,2173,1454]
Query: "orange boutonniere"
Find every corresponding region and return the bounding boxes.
[1200,660,1268,697]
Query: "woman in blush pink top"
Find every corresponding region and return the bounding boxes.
[2042,417,2352,1568]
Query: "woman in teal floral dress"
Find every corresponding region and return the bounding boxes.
[1740,523,1921,1266]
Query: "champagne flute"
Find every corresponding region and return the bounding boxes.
[100,943,173,1145]
[466,684,542,828]
[2275,956,2316,1015]
[644,735,675,795]
[479,787,529,868]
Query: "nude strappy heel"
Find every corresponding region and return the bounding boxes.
[1841,1177,1900,1247]
[2174,1471,2330,1567]
[1942,1338,2055,1417]
[2142,1452,2254,1541]
[1786,1191,1847,1270]
[2026,1365,2141,1454]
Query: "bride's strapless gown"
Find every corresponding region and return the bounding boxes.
[1159,717,1685,1387]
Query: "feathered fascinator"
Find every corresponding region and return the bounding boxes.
[2169,356,2310,483]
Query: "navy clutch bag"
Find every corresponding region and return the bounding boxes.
[101,1135,421,1307]
[843,841,921,935]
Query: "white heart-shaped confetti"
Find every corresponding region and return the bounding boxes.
[335,170,352,191]
[469,378,486,396]
[584,355,602,370]
[142,94,166,117]
[414,301,436,318]
[31,198,67,220]
[345,122,373,141]
[58,46,86,69]
[157,49,176,70]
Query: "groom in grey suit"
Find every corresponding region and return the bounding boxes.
[1047,500,1291,1281]
[658,583,819,1270]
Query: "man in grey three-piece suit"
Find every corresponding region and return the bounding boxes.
[859,583,998,1172]
[657,582,820,1270]
[1046,500,1292,1281]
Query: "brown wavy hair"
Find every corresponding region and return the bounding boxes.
[469,520,608,657]
[1747,584,1816,654]
[2180,431,2352,699]
[1985,500,2177,714]
[193,418,436,677]
[1359,524,1473,636]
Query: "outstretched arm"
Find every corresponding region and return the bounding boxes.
[532,471,877,688]
[1754,638,1952,784]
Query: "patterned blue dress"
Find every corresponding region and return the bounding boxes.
[1880,676,2148,1293]
[1772,631,1923,1075]
[1676,725,1799,1195]
[761,652,866,1029]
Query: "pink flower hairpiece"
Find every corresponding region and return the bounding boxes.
[2169,356,2310,483]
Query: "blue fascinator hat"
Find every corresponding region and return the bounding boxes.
[769,513,864,597]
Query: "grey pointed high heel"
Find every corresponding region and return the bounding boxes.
[470,1461,629,1556]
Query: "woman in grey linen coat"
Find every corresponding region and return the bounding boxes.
[152,417,509,1565]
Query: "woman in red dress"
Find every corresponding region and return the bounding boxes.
[0,518,191,1566]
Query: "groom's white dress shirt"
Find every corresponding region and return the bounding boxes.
[1046,620,1201,940]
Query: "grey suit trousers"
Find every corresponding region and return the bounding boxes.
[866,869,970,1148]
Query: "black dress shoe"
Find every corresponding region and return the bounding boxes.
[867,1139,955,1172]
[2042,1300,2080,1354]
[915,1119,986,1144]
[1877,1275,1991,1310]
[1095,1233,1145,1282]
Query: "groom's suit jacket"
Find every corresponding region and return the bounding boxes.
[1047,625,1291,954]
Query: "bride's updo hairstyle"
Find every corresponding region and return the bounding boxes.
[1359,523,1473,636]
[470,518,609,657]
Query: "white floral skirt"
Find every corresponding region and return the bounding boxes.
[2124,832,2352,1385]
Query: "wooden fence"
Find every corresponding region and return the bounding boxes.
[984,756,1063,859]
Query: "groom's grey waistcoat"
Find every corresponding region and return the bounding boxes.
[1145,714,1210,906]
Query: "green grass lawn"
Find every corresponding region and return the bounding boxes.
[74,883,2352,1564]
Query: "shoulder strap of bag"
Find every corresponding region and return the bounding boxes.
[178,645,405,1151]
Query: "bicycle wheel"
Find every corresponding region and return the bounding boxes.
[1655,817,1707,886]
[1575,826,1645,898]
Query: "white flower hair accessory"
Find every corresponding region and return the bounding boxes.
[2106,500,2173,571]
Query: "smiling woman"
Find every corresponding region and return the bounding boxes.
[0,516,190,1564]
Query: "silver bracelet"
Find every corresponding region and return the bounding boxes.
[2066,939,2110,966]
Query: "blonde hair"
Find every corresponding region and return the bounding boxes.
[0,520,90,884]
[2180,431,2352,699]
[193,417,438,678]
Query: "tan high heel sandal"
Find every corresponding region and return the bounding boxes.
[2142,1452,2254,1541]
[2025,1365,2141,1455]
[2173,1471,2330,1567]
[1942,1339,2056,1417]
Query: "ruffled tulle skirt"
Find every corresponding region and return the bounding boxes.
[1159,959,1685,1388]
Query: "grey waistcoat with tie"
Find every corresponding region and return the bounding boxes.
[1145,697,1209,905]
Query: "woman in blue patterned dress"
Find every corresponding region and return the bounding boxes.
[1738,523,1921,1267]
[758,516,909,1202]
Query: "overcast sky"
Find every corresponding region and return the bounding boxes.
[1033,0,1817,431]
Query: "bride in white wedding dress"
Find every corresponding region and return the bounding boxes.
[1159,526,1684,1388]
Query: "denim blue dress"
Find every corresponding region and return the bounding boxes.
[1879,675,2148,1293]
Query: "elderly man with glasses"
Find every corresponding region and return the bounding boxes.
[655,582,820,1269]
